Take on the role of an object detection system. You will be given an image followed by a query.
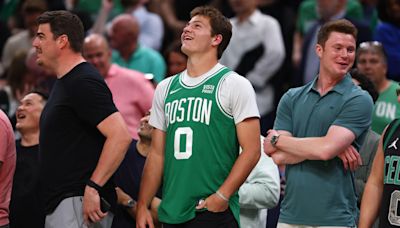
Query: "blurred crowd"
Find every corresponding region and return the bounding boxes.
[0,0,399,228]
[1,0,399,134]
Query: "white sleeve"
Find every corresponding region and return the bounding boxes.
[239,136,280,209]
[219,72,260,124]
[148,77,173,131]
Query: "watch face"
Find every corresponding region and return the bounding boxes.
[126,199,135,208]
[271,135,278,146]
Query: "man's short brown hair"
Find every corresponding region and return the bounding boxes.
[317,19,358,48]
[190,6,232,59]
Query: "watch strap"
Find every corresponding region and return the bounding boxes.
[86,179,103,193]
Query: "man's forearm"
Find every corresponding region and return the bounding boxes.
[219,147,260,198]
[137,152,164,207]
[275,134,351,161]
[271,150,305,165]
[359,183,382,228]
[90,134,131,186]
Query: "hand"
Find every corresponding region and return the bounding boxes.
[337,145,362,171]
[115,187,131,205]
[83,186,107,225]
[264,129,279,156]
[136,202,154,228]
[195,193,229,212]
[270,152,285,165]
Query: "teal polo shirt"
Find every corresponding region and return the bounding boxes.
[275,74,373,226]
[112,45,166,83]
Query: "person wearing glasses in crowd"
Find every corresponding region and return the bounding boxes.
[356,41,400,135]
[359,85,400,228]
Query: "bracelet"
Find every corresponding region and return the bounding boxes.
[216,190,229,202]
[86,179,103,192]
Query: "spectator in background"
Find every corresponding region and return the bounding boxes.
[239,136,280,228]
[9,91,47,228]
[356,41,400,135]
[292,0,371,85]
[109,14,166,84]
[0,51,36,127]
[359,0,379,31]
[220,0,285,134]
[2,0,47,69]
[350,68,380,228]
[375,0,400,81]
[111,112,161,228]
[92,0,163,51]
[358,87,400,228]
[120,0,164,51]
[0,109,16,228]
[83,33,154,140]
[163,39,187,77]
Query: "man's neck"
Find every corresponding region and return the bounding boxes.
[377,78,391,93]
[120,43,137,61]
[237,8,256,23]
[56,53,86,78]
[186,53,218,77]
[317,71,344,96]
[20,131,39,147]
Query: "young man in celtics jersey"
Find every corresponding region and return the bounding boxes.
[136,5,261,228]
[359,87,400,228]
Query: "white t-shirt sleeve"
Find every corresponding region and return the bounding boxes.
[149,77,174,131]
[219,72,260,124]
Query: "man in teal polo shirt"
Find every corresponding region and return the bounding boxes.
[109,14,166,83]
[264,19,373,227]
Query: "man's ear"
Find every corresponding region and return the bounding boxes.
[212,34,223,47]
[57,34,68,49]
[316,43,323,58]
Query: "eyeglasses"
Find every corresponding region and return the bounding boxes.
[359,41,383,49]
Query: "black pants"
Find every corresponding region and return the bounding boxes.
[163,209,238,228]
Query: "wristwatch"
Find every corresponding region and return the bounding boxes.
[270,134,280,147]
[125,199,136,208]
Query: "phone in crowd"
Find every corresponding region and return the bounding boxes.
[100,197,111,213]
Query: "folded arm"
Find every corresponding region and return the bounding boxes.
[271,125,356,161]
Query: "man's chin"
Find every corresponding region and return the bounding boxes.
[15,124,22,131]
[36,59,44,66]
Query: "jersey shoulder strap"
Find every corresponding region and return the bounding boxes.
[383,118,400,149]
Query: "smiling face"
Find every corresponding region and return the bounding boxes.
[181,15,220,58]
[317,31,356,78]
[138,112,153,141]
[16,93,45,134]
